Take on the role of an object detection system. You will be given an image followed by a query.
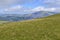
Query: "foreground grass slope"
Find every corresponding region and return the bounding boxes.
[0,14,60,40]
[0,21,9,24]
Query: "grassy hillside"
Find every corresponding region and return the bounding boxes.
[0,21,9,24]
[0,14,60,40]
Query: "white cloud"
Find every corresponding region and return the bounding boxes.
[0,6,59,14]
[31,6,60,13]
[20,6,57,14]
[0,0,21,8]
[4,5,22,11]
[43,0,60,7]
[0,0,60,14]
[0,5,27,14]
[0,0,60,8]
[31,6,56,12]
[0,0,36,8]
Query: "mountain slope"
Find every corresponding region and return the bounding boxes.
[0,14,60,40]
[0,11,56,21]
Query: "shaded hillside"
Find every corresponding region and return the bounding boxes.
[0,14,60,40]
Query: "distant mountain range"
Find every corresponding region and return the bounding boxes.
[0,11,56,21]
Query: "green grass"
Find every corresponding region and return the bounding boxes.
[0,21,9,24]
[0,14,60,40]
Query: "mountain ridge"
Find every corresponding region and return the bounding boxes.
[0,11,56,21]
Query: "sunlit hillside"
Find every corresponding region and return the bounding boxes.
[0,14,60,40]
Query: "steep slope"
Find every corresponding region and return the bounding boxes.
[0,14,60,40]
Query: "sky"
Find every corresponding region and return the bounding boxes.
[0,0,60,14]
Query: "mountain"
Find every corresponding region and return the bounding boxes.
[0,11,56,21]
[0,14,60,40]
[28,11,56,18]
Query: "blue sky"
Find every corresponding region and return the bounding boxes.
[0,0,60,14]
